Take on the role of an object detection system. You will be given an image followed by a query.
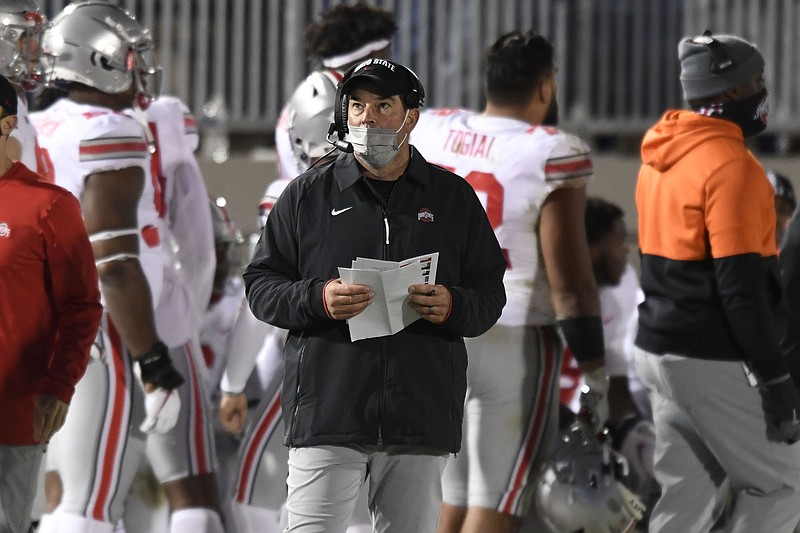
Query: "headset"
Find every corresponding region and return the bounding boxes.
[691,30,735,73]
[328,59,425,152]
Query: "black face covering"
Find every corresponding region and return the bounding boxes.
[693,88,769,137]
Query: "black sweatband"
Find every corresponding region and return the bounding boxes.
[558,316,604,363]
[136,340,185,390]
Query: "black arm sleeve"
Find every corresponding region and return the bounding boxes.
[715,252,789,382]
[558,316,605,363]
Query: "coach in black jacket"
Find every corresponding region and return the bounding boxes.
[244,59,506,532]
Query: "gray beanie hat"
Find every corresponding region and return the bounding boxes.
[678,32,764,101]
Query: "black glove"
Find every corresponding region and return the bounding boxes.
[761,375,800,444]
[135,341,185,390]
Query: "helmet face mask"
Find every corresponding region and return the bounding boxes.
[131,48,162,108]
[0,0,47,90]
[534,420,646,533]
[42,1,161,103]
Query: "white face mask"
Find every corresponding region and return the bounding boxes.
[345,109,409,168]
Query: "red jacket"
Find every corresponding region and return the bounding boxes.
[0,162,102,445]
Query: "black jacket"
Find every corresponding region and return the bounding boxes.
[244,148,506,452]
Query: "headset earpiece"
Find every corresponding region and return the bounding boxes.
[403,66,425,109]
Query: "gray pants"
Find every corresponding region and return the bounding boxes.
[285,445,447,533]
[635,348,800,533]
[0,444,44,533]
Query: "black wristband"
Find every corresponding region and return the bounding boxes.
[136,341,185,390]
[558,316,605,363]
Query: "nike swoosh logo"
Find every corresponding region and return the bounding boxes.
[331,207,353,216]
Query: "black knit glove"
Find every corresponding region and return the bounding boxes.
[761,375,800,444]
[135,341,185,390]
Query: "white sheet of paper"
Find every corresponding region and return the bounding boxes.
[338,253,436,341]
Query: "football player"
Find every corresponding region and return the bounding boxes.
[30,3,193,532]
[135,93,223,532]
[410,31,609,533]
[200,199,282,532]
[259,2,397,228]
[0,0,46,169]
[767,170,797,249]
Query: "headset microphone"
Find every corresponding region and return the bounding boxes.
[327,124,353,153]
[335,140,354,153]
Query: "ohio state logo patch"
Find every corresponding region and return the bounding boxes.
[0,222,10,238]
[417,208,434,223]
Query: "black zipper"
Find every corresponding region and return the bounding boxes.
[289,335,306,441]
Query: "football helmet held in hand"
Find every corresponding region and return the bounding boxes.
[534,419,646,533]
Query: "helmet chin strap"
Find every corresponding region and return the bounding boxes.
[131,98,156,154]
[128,62,156,153]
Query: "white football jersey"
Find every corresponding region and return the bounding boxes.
[143,96,215,345]
[563,264,644,412]
[200,278,244,397]
[601,264,642,379]
[199,277,272,400]
[31,99,164,305]
[11,97,38,170]
[411,109,594,326]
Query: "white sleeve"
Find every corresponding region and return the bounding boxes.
[543,132,594,190]
[274,103,299,181]
[601,265,640,377]
[258,178,292,230]
[170,152,216,314]
[219,297,274,393]
[79,115,150,174]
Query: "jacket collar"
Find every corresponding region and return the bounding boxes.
[333,146,432,192]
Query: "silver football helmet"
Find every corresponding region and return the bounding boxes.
[0,0,47,90]
[42,1,161,105]
[286,70,337,173]
[534,420,646,533]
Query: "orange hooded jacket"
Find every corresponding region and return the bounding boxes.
[635,110,788,381]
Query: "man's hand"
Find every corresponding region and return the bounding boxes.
[33,395,69,443]
[407,284,451,325]
[219,392,248,434]
[761,375,800,444]
[324,279,374,320]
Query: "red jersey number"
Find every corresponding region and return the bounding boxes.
[435,164,504,229]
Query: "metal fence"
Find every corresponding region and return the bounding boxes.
[37,0,800,144]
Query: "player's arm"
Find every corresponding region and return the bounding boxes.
[540,185,608,427]
[218,298,273,434]
[171,154,216,315]
[82,166,182,391]
[540,185,603,366]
